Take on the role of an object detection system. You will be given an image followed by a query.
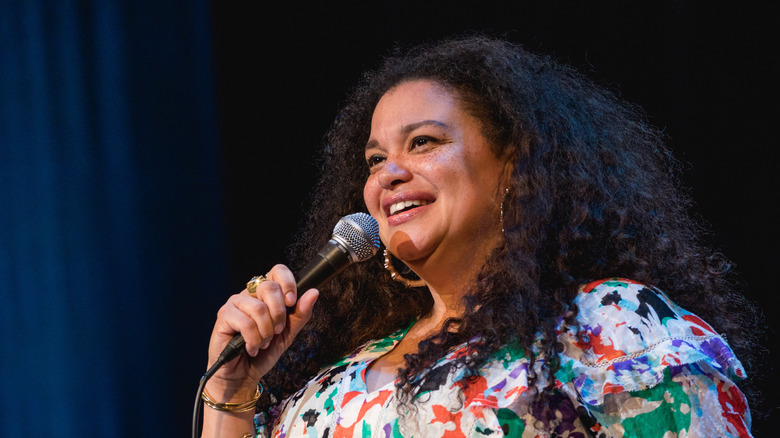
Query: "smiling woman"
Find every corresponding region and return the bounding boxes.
[200,36,756,437]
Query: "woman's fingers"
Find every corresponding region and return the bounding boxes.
[245,264,298,337]
[226,263,301,356]
[266,264,299,307]
[243,282,285,339]
[286,288,320,337]
[231,296,275,355]
[208,264,319,380]
[205,277,321,398]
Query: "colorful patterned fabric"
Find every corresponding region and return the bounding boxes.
[256,278,751,437]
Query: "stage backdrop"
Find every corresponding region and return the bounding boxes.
[1,1,777,436]
[0,1,229,435]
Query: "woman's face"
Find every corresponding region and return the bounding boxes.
[363,80,507,270]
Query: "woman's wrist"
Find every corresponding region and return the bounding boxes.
[201,406,256,438]
[204,378,260,405]
[203,382,262,413]
[200,381,259,437]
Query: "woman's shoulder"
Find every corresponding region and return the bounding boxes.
[569,277,722,346]
[555,277,747,404]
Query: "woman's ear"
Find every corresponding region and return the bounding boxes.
[499,153,515,195]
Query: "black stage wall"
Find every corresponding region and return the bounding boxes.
[212,2,778,435]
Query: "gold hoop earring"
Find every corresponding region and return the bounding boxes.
[500,187,510,233]
[383,249,426,288]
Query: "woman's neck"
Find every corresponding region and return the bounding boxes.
[410,236,500,317]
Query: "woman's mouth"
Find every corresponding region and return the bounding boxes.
[389,200,431,216]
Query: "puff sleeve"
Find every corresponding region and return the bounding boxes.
[556,278,752,437]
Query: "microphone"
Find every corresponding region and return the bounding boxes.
[211,212,380,371]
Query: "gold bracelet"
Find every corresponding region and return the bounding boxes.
[201,383,263,412]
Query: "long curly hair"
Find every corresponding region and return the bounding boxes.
[258,34,757,410]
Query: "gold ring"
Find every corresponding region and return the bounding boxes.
[246,275,267,296]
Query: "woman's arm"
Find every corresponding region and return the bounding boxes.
[560,278,752,437]
[585,363,751,437]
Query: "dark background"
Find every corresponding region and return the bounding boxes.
[0,1,776,436]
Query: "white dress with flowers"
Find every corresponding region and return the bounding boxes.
[256,278,751,437]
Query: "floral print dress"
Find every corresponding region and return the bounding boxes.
[256,278,751,437]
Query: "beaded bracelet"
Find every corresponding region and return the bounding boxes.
[201,383,263,412]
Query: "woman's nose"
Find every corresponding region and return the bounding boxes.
[377,159,412,189]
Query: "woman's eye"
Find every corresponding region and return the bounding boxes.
[366,154,385,168]
[411,136,433,149]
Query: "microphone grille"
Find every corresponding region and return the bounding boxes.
[333,213,380,262]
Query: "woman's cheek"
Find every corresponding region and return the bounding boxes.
[362,177,389,248]
[363,177,380,217]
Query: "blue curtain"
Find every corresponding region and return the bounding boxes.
[0,1,228,435]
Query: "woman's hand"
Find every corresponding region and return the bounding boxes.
[200,264,318,437]
[204,263,319,398]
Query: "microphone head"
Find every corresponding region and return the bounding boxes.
[332,213,380,263]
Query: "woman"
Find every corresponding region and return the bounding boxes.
[201,36,755,437]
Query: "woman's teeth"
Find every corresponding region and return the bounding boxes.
[389,200,430,216]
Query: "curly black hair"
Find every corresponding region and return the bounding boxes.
[258,34,758,412]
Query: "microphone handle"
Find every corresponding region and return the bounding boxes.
[216,240,353,366]
[296,239,352,293]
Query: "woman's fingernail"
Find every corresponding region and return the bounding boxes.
[260,340,271,350]
[286,292,296,303]
[275,323,284,334]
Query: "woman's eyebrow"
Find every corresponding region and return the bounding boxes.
[402,119,449,133]
[365,120,450,150]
